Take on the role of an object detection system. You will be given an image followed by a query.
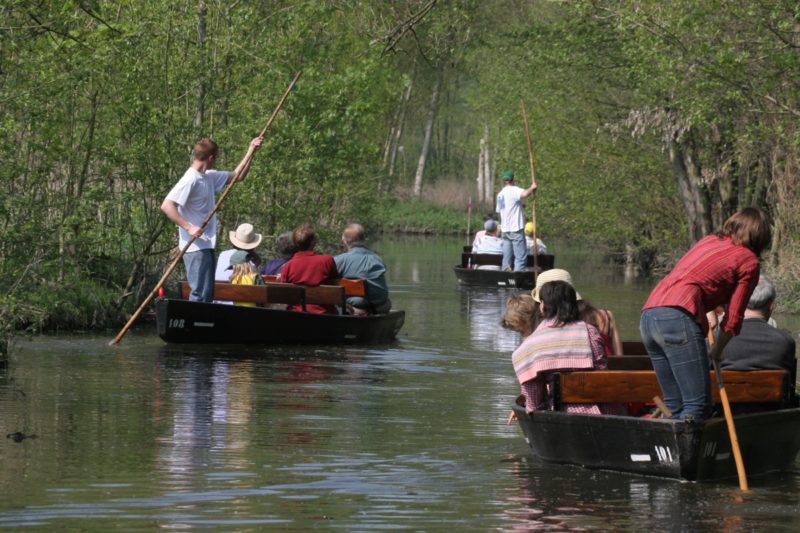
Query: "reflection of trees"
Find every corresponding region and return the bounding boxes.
[463,287,521,353]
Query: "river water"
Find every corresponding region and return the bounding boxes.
[2,236,799,531]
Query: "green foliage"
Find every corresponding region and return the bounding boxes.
[380,197,467,235]
[1,0,798,335]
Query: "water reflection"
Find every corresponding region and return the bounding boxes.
[461,286,523,353]
[1,236,799,531]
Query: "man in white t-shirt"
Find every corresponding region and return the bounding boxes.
[495,170,537,271]
[161,136,263,302]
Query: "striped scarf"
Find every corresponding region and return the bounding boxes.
[512,318,595,384]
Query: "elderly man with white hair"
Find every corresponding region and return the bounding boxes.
[334,223,391,315]
[721,275,796,377]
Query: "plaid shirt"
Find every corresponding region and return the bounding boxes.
[643,235,759,335]
[520,323,607,414]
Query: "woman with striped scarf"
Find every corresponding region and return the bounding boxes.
[503,281,609,421]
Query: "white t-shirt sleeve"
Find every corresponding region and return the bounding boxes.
[207,170,231,192]
[165,174,195,207]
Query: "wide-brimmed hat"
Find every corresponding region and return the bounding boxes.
[229,223,262,250]
[531,268,581,302]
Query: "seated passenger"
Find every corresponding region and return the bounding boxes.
[524,222,547,255]
[280,223,341,314]
[215,223,262,281]
[721,275,796,376]
[532,268,623,355]
[472,219,503,270]
[227,250,265,307]
[503,281,609,419]
[471,214,497,250]
[260,231,297,276]
[334,223,392,315]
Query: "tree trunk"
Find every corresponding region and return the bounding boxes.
[388,63,416,179]
[194,0,207,134]
[477,137,486,202]
[668,132,712,243]
[483,125,492,206]
[413,65,443,197]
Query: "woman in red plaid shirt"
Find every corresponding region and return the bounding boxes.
[640,208,771,421]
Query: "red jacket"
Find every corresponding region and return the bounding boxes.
[643,235,759,335]
[280,250,341,314]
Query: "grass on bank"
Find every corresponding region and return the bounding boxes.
[380,181,492,235]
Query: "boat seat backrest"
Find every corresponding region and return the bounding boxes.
[305,285,346,309]
[263,283,306,306]
[261,277,366,298]
[338,278,366,297]
[179,281,304,306]
[552,370,792,407]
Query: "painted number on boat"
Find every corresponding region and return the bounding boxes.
[654,445,673,462]
[168,319,185,329]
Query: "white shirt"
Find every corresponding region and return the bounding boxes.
[496,185,525,232]
[473,235,504,255]
[526,236,548,255]
[165,167,230,252]
[215,249,237,281]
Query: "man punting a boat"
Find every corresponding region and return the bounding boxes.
[161,136,263,302]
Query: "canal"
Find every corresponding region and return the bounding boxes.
[1,236,799,530]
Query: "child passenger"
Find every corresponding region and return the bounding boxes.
[228,249,264,307]
[503,281,610,422]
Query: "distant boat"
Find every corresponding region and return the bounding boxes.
[454,246,554,289]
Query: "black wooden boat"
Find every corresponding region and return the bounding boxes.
[513,406,800,481]
[512,364,800,482]
[156,298,405,344]
[155,280,404,344]
[454,249,555,289]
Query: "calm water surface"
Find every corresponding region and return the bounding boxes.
[2,236,799,531]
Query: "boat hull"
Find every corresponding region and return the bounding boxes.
[453,266,537,289]
[513,405,800,481]
[156,298,405,344]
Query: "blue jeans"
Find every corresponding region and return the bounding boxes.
[502,230,527,271]
[640,307,711,421]
[183,249,216,302]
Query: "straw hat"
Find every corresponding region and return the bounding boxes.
[531,268,581,302]
[229,223,262,250]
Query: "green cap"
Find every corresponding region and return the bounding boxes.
[229,250,249,266]
[501,170,514,181]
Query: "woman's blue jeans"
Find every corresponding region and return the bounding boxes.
[640,306,711,421]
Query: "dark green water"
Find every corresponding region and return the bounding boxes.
[1,236,799,531]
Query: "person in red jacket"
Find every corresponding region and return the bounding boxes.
[280,223,341,314]
[640,207,771,421]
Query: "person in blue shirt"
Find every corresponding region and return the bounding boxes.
[334,223,391,315]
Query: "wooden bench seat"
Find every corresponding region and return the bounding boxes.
[179,280,347,312]
[552,370,792,408]
[305,284,346,309]
[261,275,366,298]
[460,252,555,270]
[180,281,305,306]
